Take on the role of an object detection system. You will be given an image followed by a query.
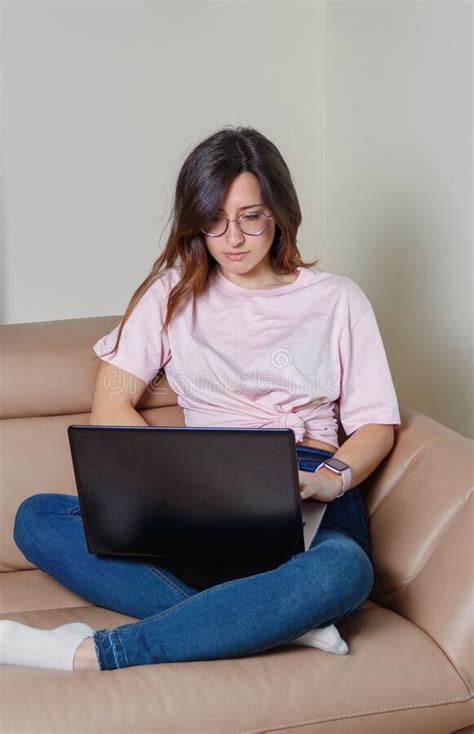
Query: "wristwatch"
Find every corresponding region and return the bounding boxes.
[314,458,352,498]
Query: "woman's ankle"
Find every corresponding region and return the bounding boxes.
[73,636,100,670]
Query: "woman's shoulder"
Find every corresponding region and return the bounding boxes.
[303,266,373,325]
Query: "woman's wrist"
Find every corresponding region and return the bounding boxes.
[315,463,351,493]
[299,467,344,502]
[316,466,346,492]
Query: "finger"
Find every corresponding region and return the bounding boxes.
[299,484,313,499]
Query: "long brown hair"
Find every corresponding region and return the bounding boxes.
[96,125,319,364]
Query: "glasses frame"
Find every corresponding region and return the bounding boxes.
[200,211,273,237]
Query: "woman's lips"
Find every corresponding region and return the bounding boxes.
[224,252,249,261]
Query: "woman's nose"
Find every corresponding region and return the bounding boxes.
[225,219,245,247]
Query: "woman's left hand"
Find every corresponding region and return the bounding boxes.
[298,468,344,503]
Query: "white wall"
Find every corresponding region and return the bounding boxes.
[2,1,472,438]
[324,1,472,439]
[1,0,324,319]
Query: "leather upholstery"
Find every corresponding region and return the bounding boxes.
[0,316,472,733]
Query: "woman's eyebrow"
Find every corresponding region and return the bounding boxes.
[217,203,264,212]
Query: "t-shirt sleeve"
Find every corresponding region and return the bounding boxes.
[338,304,401,436]
[92,278,171,385]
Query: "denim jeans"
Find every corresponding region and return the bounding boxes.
[13,445,374,671]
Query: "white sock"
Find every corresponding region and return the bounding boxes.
[0,620,96,671]
[288,623,349,655]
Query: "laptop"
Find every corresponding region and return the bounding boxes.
[67,425,327,589]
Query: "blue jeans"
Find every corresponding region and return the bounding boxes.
[13,445,374,671]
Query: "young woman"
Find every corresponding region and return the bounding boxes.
[5,126,400,672]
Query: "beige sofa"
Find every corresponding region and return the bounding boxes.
[0,314,473,734]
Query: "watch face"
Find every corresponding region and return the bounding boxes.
[324,457,350,472]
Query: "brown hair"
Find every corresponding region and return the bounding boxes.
[96,125,319,367]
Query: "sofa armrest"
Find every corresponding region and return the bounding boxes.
[363,403,473,692]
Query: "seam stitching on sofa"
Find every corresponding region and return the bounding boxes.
[239,693,473,734]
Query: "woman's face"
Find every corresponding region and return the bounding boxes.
[203,172,277,282]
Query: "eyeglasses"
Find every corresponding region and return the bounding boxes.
[201,210,273,237]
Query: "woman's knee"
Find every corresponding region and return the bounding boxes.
[336,537,374,608]
[302,531,375,608]
[347,541,374,604]
[13,492,79,554]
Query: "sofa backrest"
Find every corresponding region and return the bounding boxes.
[1,316,472,690]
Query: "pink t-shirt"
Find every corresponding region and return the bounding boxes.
[92,265,401,448]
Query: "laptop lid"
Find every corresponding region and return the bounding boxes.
[67,425,326,567]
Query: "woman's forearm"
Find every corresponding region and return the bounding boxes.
[90,403,149,427]
[323,424,395,490]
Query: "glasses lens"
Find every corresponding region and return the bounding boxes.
[201,211,269,236]
[202,214,227,236]
[239,211,269,235]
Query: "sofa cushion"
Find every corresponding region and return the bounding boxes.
[0,601,471,734]
[0,569,94,615]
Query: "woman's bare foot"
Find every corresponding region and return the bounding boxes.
[73,636,100,670]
